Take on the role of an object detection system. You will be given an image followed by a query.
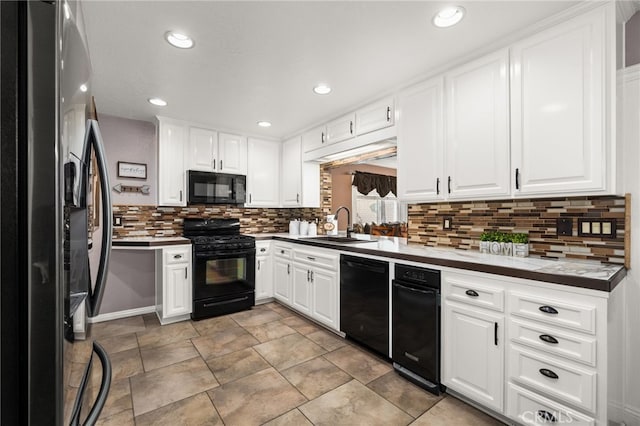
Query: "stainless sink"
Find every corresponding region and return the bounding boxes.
[301,236,374,244]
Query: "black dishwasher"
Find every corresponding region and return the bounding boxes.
[392,263,441,395]
[340,255,389,356]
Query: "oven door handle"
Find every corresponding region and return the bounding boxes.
[392,280,437,295]
[195,249,256,259]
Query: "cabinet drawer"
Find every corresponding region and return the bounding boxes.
[274,244,292,259]
[509,345,596,413]
[507,382,595,426]
[256,241,271,255]
[293,248,338,269]
[443,271,504,312]
[509,318,596,367]
[509,292,596,334]
[163,246,191,265]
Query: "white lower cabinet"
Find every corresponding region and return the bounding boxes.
[443,300,505,413]
[442,268,616,426]
[292,263,313,316]
[275,244,339,331]
[156,245,192,325]
[255,241,273,303]
[273,244,292,305]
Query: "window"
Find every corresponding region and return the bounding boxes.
[351,187,407,226]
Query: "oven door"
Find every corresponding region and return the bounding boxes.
[188,171,246,204]
[193,248,255,301]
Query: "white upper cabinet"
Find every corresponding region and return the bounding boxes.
[355,96,395,136]
[218,132,248,175]
[246,138,280,207]
[187,127,217,172]
[187,128,247,175]
[511,6,611,196]
[326,113,356,144]
[397,77,445,202]
[445,49,511,200]
[301,125,327,153]
[281,137,302,206]
[281,137,321,208]
[157,118,187,206]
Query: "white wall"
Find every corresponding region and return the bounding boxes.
[620,63,640,425]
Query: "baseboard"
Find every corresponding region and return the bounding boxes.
[89,306,156,323]
[624,404,640,425]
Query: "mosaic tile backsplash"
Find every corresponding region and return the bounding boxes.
[407,196,626,264]
[112,205,324,237]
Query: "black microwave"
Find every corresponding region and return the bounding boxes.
[188,170,246,205]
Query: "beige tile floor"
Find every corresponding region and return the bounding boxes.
[77,302,504,426]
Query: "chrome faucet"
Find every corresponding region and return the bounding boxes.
[335,206,352,238]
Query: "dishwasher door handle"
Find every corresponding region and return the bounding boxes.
[392,281,437,296]
[343,260,387,274]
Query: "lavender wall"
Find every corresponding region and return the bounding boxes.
[99,114,157,314]
[627,11,640,67]
[100,114,157,205]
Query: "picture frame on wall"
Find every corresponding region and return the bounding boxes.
[117,161,147,179]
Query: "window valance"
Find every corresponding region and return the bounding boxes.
[352,171,396,197]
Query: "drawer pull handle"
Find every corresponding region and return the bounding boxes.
[465,289,479,297]
[539,305,558,315]
[539,368,559,379]
[173,254,182,259]
[307,256,316,261]
[260,248,266,252]
[537,410,557,423]
[539,334,559,344]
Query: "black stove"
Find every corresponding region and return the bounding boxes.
[183,218,256,320]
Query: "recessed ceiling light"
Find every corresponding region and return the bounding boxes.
[313,84,332,95]
[165,31,194,49]
[257,121,272,128]
[148,97,167,107]
[79,84,88,93]
[433,6,465,28]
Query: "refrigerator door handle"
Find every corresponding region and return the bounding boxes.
[86,119,112,317]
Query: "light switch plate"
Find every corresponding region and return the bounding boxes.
[113,215,123,227]
[443,216,453,230]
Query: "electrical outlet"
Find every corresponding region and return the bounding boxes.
[443,216,453,230]
[113,215,122,227]
[556,218,572,236]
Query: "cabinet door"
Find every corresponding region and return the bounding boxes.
[311,268,338,330]
[443,301,504,413]
[397,78,444,202]
[188,127,217,172]
[219,132,247,175]
[255,255,273,301]
[164,263,191,317]
[511,8,608,196]
[158,120,187,206]
[355,97,394,136]
[445,49,511,200]
[273,259,291,305]
[301,125,327,153]
[281,137,302,206]
[292,263,312,316]
[326,113,355,144]
[247,138,280,207]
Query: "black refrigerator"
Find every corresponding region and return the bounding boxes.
[1,1,112,424]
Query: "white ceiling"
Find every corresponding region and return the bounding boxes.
[82,1,579,140]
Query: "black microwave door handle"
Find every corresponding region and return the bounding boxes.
[86,119,112,317]
[83,342,112,426]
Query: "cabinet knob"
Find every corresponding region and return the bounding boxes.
[280,249,285,254]
[539,305,558,315]
[260,248,266,252]
[536,411,557,423]
[539,368,559,379]
[539,334,558,344]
